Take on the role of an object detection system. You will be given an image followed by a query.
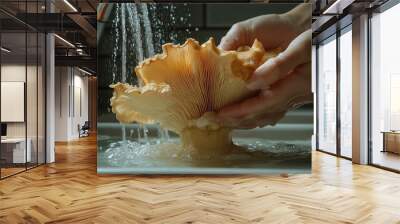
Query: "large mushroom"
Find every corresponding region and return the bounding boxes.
[110,38,279,156]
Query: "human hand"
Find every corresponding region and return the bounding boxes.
[217,29,312,129]
[219,3,310,51]
[219,14,301,52]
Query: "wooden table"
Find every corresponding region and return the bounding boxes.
[382,131,400,154]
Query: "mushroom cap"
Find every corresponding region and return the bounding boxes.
[111,38,279,133]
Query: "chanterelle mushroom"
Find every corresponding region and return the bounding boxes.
[110,38,279,155]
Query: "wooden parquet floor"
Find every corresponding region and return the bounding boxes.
[1,135,400,224]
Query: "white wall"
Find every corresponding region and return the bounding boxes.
[54,67,89,141]
[73,73,89,137]
[1,63,46,164]
[55,67,69,141]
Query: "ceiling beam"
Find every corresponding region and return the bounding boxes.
[55,55,96,72]
[67,13,96,47]
[51,0,96,47]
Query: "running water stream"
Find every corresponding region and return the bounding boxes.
[111,3,178,147]
[120,4,127,145]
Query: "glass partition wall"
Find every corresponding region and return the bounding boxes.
[0,1,46,179]
[316,25,353,159]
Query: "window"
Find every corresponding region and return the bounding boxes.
[317,35,337,154]
[339,27,352,158]
[370,2,400,171]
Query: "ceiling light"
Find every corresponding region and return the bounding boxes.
[1,47,11,53]
[323,0,342,14]
[78,67,92,76]
[322,0,355,15]
[54,34,75,48]
[63,0,78,12]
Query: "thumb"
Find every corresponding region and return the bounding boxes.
[247,29,312,90]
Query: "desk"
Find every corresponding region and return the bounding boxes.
[382,131,400,154]
[1,138,31,163]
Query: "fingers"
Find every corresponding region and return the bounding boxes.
[217,61,312,127]
[221,112,286,129]
[217,28,312,129]
[216,88,284,126]
[217,92,270,119]
[271,62,312,101]
[219,14,302,52]
[217,86,288,120]
[219,22,251,51]
[247,29,312,90]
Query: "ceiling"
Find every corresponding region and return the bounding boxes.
[0,0,97,74]
[311,0,390,42]
[1,0,393,75]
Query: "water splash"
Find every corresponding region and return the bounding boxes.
[109,3,193,146]
[137,4,154,142]
[101,138,311,168]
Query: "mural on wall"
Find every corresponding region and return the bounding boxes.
[97,3,313,174]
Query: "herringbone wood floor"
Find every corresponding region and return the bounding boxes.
[0,135,400,224]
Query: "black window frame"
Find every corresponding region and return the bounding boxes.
[315,16,353,161]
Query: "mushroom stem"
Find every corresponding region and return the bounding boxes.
[180,127,234,155]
